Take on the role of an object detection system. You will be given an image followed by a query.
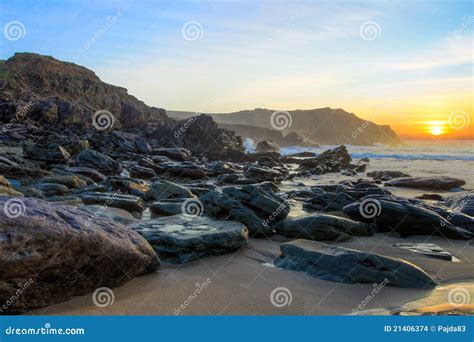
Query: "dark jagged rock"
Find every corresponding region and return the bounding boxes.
[38,175,87,189]
[35,183,69,196]
[79,192,145,216]
[244,165,283,183]
[0,176,23,196]
[147,179,194,201]
[367,170,410,181]
[0,196,159,313]
[153,148,191,161]
[256,140,279,153]
[297,145,351,175]
[100,176,150,198]
[24,143,70,163]
[275,214,374,241]
[274,239,437,288]
[130,165,156,179]
[132,215,248,263]
[445,192,474,217]
[416,193,444,201]
[343,196,473,239]
[75,149,123,175]
[51,165,106,183]
[149,199,186,216]
[161,161,207,180]
[303,190,356,212]
[385,176,466,190]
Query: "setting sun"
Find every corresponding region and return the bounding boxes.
[430,126,444,136]
[424,120,449,136]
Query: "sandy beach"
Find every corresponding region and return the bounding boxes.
[30,232,473,316]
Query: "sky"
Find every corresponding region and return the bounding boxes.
[0,0,472,139]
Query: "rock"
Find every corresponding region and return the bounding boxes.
[445,192,474,217]
[274,239,437,288]
[343,196,473,240]
[244,165,283,182]
[35,183,69,196]
[0,196,159,313]
[297,145,351,175]
[132,215,248,263]
[153,148,191,161]
[217,173,256,185]
[147,180,194,201]
[303,190,356,212]
[385,176,466,190]
[130,165,156,179]
[416,193,444,201]
[79,205,136,225]
[39,175,87,189]
[52,166,106,183]
[0,176,24,197]
[275,214,374,241]
[75,149,123,175]
[100,176,150,198]
[150,199,185,216]
[161,162,207,180]
[79,192,145,216]
[200,190,274,236]
[256,140,279,153]
[393,243,453,261]
[367,170,410,180]
[24,144,70,163]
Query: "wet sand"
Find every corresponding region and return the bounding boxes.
[30,234,474,316]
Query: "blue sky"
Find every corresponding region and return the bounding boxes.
[0,0,472,137]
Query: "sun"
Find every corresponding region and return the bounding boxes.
[430,126,444,136]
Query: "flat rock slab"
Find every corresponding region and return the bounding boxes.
[274,239,438,288]
[132,215,249,264]
[0,196,159,313]
[79,192,145,215]
[275,214,373,241]
[393,243,453,261]
[385,176,466,190]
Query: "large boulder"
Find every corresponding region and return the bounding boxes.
[274,239,437,288]
[132,215,249,263]
[343,196,473,240]
[385,176,466,190]
[0,196,159,313]
[75,149,123,175]
[275,214,374,241]
[256,140,279,153]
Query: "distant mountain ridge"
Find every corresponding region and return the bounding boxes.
[169,108,401,146]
